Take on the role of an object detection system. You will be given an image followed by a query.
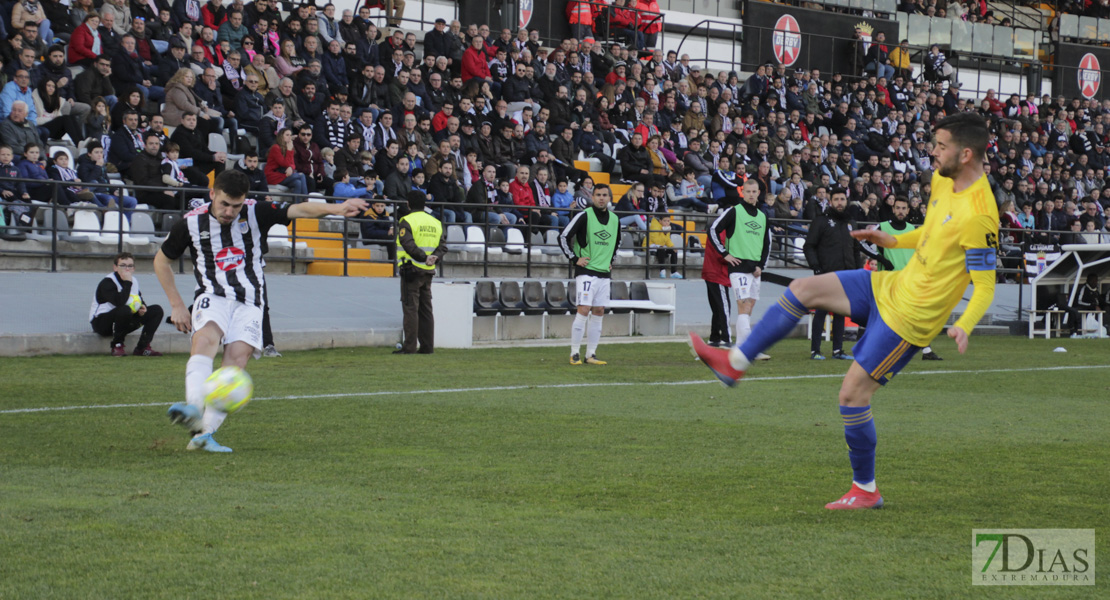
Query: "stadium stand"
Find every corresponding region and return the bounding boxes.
[0,0,1107,285]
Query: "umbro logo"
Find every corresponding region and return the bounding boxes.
[745,221,761,231]
[595,230,612,241]
[199,231,211,239]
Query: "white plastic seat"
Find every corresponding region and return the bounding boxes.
[445,225,466,251]
[72,210,102,239]
[49,145,74,166]
[464,225,486,253]
[98,210,130,244]
[505,228,525,254]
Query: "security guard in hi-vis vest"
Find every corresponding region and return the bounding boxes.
[710,178,771,359]
[874,196,942,361]
[558,184,619,365]
[395,191,447,354]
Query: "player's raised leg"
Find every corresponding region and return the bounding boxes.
[690,272,853,386]
[825,362,884,510]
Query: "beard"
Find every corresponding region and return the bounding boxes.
[936,155,960,178]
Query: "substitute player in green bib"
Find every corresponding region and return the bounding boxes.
[875,196,942,360]
[558,184,618,365]
[710,178,771,359]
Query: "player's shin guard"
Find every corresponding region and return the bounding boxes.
[586,314,603,357]
[570,313,588,354]
[738,289,808,361]
[841,405,877,488]
[185,355,214,409]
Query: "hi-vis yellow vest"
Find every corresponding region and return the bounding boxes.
[396,211,442,270]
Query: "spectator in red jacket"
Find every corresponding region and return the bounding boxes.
[611,0,645,50]
[265,127,309,196]
[509,164,547,227]
[461,35,491,84]
[701,228,732,347]
[69,14,103,67]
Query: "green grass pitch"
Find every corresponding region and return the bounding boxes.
[1,337,1107,598]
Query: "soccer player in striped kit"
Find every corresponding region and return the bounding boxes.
[155,171,367,452]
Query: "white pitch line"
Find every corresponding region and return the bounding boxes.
[1,365,1106,416]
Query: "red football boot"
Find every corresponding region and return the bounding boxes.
[688,332,745,387]
[825,483,884,510]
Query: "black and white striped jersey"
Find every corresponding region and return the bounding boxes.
[160,200,290,307]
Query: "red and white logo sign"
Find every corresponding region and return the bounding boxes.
[772,15,802,67]
[214,247,245,272]
[519,0,533,30]
[1078,53,1101,100]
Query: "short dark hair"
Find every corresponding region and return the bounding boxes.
[934,112,988,161]
[830,187,848,198]
[893,195,909,206]
[113,252,134,265]
[334,169,348,180]
[213,169,251,199]
[243,149,258,159]
[162,141,178,153]
[144,131,161,142]
[406,190,426,211]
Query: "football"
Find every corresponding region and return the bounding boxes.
[203,367,254,413]
[126,294,142,313]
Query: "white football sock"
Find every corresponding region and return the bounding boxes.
[570,313,588,355]
[853,480,877,493]
[586,314,603,357]
[201,408,227,436]
[185,354,214,409]
[728,347,752,371]
[735,314,752,346]
[923,346,933,353]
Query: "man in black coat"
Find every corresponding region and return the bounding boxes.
[803,188,887,359]
[108,111,146,177]
[170,113,227,185]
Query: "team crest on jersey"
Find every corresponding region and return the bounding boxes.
[238,219,249,233]
[214,247,245,271]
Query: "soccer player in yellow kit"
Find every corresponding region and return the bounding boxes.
[690,112,999,509]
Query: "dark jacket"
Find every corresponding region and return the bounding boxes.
[618,143,651,177]
[804,206,866,274]
[74,68,115,105]
[108,127,145,174]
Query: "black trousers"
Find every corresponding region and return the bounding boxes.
[261,281,274,347]
[655,248,677,272]
[811,310,845,354]
[400,269,435,353]
[705,281,731,345]
[91,304,164,347]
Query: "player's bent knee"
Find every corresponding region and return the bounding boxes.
[591,306,605,316]
[576,305,591,316]
[839,363,880,406]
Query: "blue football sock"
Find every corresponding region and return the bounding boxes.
[841,405,876,485]
[738,288,808,360]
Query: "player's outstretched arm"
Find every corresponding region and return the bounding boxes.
[153,249,191,333]
[287,198,369,220]
[849,228,899,248]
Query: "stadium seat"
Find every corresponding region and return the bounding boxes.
[100,211,148,245]
[542,229,563,255]
[529,232,545,256]
[545,281,573,314]
[130,212,164,243]
[268,223,291,249]
[28,208,90,243]
[521,281,548,315]
[505,228,525,254]
[628,282,660,314]
[609,281,632,313]
[489,228,507,246]
[72,210,102,239]
[473,280,501,316]
[160,213,179,234]
[617,232,635,259]
[48,145,74,167]
[566,280,577,308]
[464,225,486,253]
[445,225,466,251]
[498,281,526,315]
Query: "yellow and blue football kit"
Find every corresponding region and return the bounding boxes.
[836,173,999,383]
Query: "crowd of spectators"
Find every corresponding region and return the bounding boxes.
[0,0,1107,263]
